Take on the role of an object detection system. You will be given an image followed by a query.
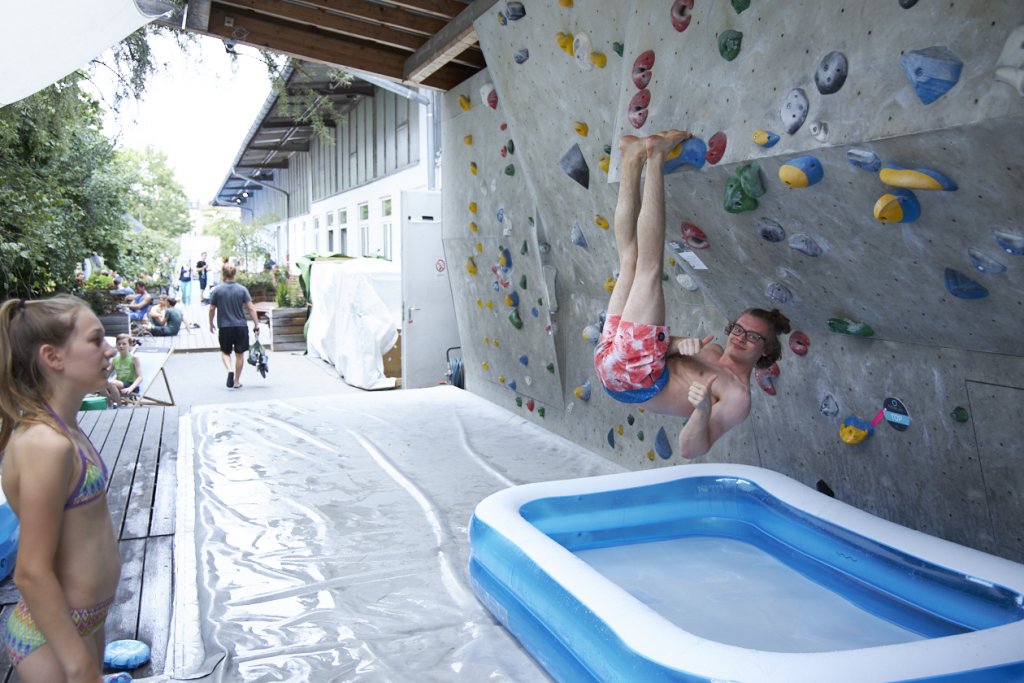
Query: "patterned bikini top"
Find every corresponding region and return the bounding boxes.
[43,404,109,510]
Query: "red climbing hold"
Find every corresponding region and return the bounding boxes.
[755,363,780,396]
[526,399,535,412]
[628,89,651,129]
[706,131,727,164]
[487,89,499,110]
[789,330,810,356]
[670,0,694,32]
[632,50,655,89]
[680,222,709,249]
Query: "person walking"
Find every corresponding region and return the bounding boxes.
[196,252,208,302]
[178,263,193,305]
[208,265,260,389]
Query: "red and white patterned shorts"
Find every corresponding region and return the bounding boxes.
[594,315,670,403]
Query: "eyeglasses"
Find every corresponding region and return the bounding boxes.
[726,322,766,344]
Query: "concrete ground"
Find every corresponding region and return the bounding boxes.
[162,348,368,411]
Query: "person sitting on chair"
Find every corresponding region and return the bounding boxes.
[108,333,143,400]
[148,297,183,337]
[126,281,153,322]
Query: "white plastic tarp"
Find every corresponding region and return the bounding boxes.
[0,0,170,106]
[305,258,402,390]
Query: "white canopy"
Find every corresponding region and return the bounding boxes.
[0,0,171,106]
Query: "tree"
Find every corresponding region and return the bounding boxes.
[203,210,273,272]
[117,146,192,237]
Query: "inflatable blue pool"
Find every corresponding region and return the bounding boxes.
[0,502,19,582]
[469,465,1024,682]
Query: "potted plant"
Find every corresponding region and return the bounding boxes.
[269,273,308,351]
[76,274,131,335]
[237,271,277,303]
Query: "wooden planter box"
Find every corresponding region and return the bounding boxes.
[270,306,308,351]
[99,312,131,336]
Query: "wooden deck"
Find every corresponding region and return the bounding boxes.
[141,299,275,354]
[0,406,180,681]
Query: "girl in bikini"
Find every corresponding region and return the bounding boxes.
[0,295,122,683]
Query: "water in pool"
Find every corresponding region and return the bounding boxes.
[575,535,925,652]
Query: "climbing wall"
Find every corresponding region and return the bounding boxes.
[442,0,1024,562]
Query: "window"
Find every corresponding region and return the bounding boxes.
[326,212,335,227]
[361,224,372,257]
[358,202,369,221]
[339,228,348,255]
[381,223,392,261]
[328,229,334,252]
[339,209,348,224]
[381,196,392,217]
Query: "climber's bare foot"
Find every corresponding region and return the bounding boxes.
[619,135,647,167]
[646,130,692,159]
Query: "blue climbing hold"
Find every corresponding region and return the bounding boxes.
[519,355,528,366]
[607,428,615,447]
[104,640,151,670]
[752,129,780,148]
[496,207,505,223]
[820,394,839,418]
[879,165,958,191]
[757,218,786,242]
[765,282,793,304]
[967,249,1006,274]
[571,222,588,248]
[508,380,517,391]
[874,188,921,223]
[945,268,989,299]
[993,229,1024,256]
[901,46,963,105]
[560,143,590,189]
[664,137,708,174]
[788,233,823,257]
[514,49,530,64]
[104,673,133,683]
[847,148,881,172]
[779,155,824,188]
[506,2,526,20]
[654,426,672,459]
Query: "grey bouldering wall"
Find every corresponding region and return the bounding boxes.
[441,0,1024,562]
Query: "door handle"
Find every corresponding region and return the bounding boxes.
[407,306,421,323]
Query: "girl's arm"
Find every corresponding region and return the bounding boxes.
[126,356,143,393]
[10,428,104,681]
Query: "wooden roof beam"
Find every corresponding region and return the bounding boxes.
[404,0,495,84]
[385,0,475,21]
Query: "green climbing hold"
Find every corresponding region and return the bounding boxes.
[718,30,743,61]
[637,430,645,441]
[736,161,765,198]
[603,144,612,155]
[537,298,543,306]
[537,407,545,418]
[827,317,875,337]
[515,396,523,407]
[506,139,515,155]
[724,176,758,213]
[528,216,534,226]
[520,240,528,255]
[519,274,527,289]
[509,308,523,329]
[546,362,555,373]
[504,164,516,176]
[951,406,970,422]
[730,0,750,13]
[612,42,624,58]
[662,271,669,281]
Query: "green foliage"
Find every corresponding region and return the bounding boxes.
[204,210,272,271]
[273,61,353,146]
[273,268,305,308]
[236,271,276,293]
[73,274,123,316]
[117,146,192,237]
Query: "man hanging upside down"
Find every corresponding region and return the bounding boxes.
[595,131,791,459]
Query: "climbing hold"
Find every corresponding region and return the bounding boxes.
[526,399,535,412]
[632,50,656,89]
[731,0,750,13]
[809,121,829,142]
[559,0,573,5]
[637,430,645,441]
[847,148,881,172]
[613,42,624,57]
[755,363,780,396]
[736,161,765,198]
[671,0,694,31]
[967,249,1006,274]
[493,338,501,348]
[680,222,709,249]
[839,415,874,445]
[788,233,823,257]
[603,276,617,293]
[506,139,515,155]
[508,308,523,329]
[508,380,517,391]
[705,131,727,164]
[902,46,963,105]
[664,137,708,173]
[458,94,471,110]
[105,672,133,683]
[531,307,539,317]
[519,355,528,366]
[598,154,610,173]
[498,375,506,384]
[993,228,1024,255]
[595,215,609,229]
[479,83,498,109]
[724,176,758,213]
[583,325,601,342]
[571,222,588,248]
[546,362,555,374]
[475,298,483,309]
[883,397,911,431]
[573,33,594,71]
[627,414,635,426]
[628,89,651,128]
[469,221,478,233]
[781,88,809,134]
[616,424,625,436]
[468,201,477,214]
[816,480,836,497]
[950,406,970,422]
[779,155,823,188]
[506,2,525,21]
[464,135,473,145]
[820,394,839,418]
[560,144,590,188]
[879,165,957,191]
[815,51,849,94]
[718,30,743,61]
[505,291,520,308]
[675,273,699,291]
[607,429,615,447]
[765,282,793,304]
[515,396,523,407]
[944,268,989,299]
[520,240,528,255]
[537,407,545,418]
[514,49,530,64]
[485,299,493,308]
[995,25,1024,95]
[752,129,780,148]
[654,427,672,459]
[757,218,786,242]
[497,11,507,25]
[466,257,478,275]
[496,208,505,223]
[574,121,589,136]
[828,317,875,337]
[519,274,528,288]
[575,380,592,401]
[873,189,921,223]
[899,0,919,7]
[499,246,512,270]
[646,450,656,461]
[504,164,516,176]
[590,52,607,68]
[469,162,477,176]
[789,330,810,356]
[556,32,574,56]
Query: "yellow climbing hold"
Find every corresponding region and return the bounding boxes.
[559,0,572,6]
[498,375,506,384]
[469,162,477,176]
[574,121,589,137]
[459,95,471,111]
[589,52,607,68]
[638,407,645,413]
[666,143,683,161]
[493,339,500,348]
[476,298,483,308]
[616,424,625,436]
[475,242,483,253]
[598,155,610,173]
[463,135,473,145]
[466,257,478,275]
[604,276,617,293]
[483,336,490,345]
[556,32,574,55]
[647,450,656,461]
[469,221,478,233]
[595,215,609,229]
[668,257,676,267]
[469,201,477,213]
[485,300,494,310]
[482,361,490,370]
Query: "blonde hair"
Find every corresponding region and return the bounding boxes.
[0,295,90,453]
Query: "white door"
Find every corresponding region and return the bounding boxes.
[400,191,460,388]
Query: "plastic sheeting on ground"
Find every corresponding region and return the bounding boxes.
[165,387,625,681]
[305,259,402,390]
